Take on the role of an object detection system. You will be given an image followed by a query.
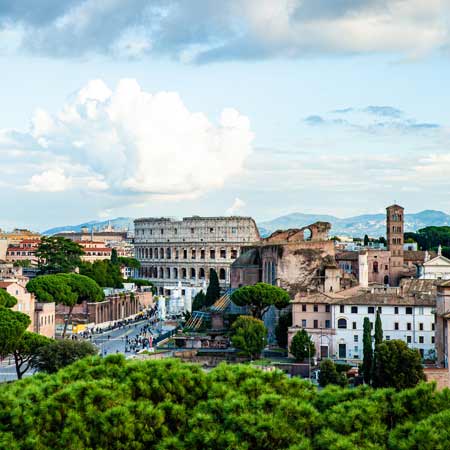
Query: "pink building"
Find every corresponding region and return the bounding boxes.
[1,281,35,332]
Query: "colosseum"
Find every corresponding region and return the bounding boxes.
[134,216,260,295]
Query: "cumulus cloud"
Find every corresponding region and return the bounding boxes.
[1,0,449,61]
[3,79,253,200]
[24,168,72,192]
[226,198,246,215]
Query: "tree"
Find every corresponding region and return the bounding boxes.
[362,317,373,384]
[34,339,98,373]
[192,291,206,311]
[290,329,315,362]
[36,236,84,274]
[79,260,124,288]
[275,311,292,348]
[118,257,141,269]
[231,282,291,319]
[205,269,221,306]
[0,307,30,358]
[27,273,104,338]
[371,309,383,385]
[378,236,387,245]
[372,340,425,390]
[111,248,118,265]
[231,316,267,359]
[0,289,18,308]
[318,359,347,387]
[13,259,31,268]
[364,234,370,246]
[13,332,52,379]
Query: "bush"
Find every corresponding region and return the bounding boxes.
[290,329,315,362]
[0,358,450,449]
[318,360,347,388]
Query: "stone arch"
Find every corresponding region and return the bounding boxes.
[199,267,205,279]
[166,248,171,259]
[219,268,226,280]
[182,268,187,279]
[149,248,153,259]
[166,267,171,279]
[159,267,164,279]
[173,267,178,279]
[191,268,196,279]
[155,248,159,259]
[384,275,389,285]
[160,248,164,259]
[303,228,312,241]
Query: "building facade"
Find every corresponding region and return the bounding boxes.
[289,279,436,361]
[134,216,260,295]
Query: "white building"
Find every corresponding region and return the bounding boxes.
[420,247,450,281]
[289,279,437,361]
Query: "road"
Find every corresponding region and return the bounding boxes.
[0,317,176,383]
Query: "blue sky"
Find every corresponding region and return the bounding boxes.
[1,0,450,230]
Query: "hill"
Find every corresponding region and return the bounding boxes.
[43,217,134,235]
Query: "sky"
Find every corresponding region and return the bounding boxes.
[1,0,450,231]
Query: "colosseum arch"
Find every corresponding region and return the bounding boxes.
[181,268,187,279]
[199,268,205,279]
[191,268,196,279]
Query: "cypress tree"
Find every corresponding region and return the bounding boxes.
[364,234,370,246]
[111,248,118,265]
[362,317,373,384]
[205,269,221,306]
[372,308,383,385]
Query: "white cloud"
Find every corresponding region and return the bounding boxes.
[3,79,253,201]
[25,168,72,192]
[1,0,449,61]
[226,197,246,215]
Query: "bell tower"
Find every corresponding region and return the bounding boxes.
[386,204,404,286]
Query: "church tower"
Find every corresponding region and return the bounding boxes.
[386,204,404,286]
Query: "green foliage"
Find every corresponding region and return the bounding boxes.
[27,273,104,337]
[34,339,98,373]
[0,307,30,358]
[231,282,291,319]
[13,259,31,268]
[374,310,383,346]
[205,269,221,307]
[0,289,18,308]
[364,234,369,246]
[275,311,292,348]
[1,358,449,449]
[192,291,206,311]
[362,317,372,385]
[79,259,124,288]
[111,248,118,265]
[36,236,84,274]
[13,332,52,379]
[405,226,450,252]
[318,360,347,388]
[118,256,141,269]
[290,329,316,362]
[231,315,267,359]
[372,340,426,390]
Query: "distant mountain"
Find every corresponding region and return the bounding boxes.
[258,210,450,238]
[43,217,134,235]
[43,210,450,238]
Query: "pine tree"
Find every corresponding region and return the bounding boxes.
[205,269,221,306]
[362,317,373,384]
[364,234,370,246]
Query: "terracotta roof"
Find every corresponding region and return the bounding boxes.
[404,250,437,262]
[0,281,14,288]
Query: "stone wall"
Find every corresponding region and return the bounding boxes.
[424,368,450,390]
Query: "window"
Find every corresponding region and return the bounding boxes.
[419,336,424,344]
[231,249,237,259]
[338,318,347,329]
[210,249,216,259]
[394,307,399,314]
[302,304,307,312]
[354,335,358,342]
[210,228,214,233]
[325,305,330,313]
[373,261,379,273]
[418,307,424,315]
[191,249,196,259]
[201,249,205,259]
[368,307,375,314]
[352,322,357,329]
[406,307,413,314]
[419,323,424,331]
[183,249,187,259]
[395,322,399,330]
[340,305,345,313]
[432,336,435,344]
[313,320,318,328]
[313,305,318,312]
[351,306,358,314]
[407,336,412,344]
[220,249,226,258]
[302,319,307,328]
[160,229,164,235]
[432,323,435,331]
[325,320,331,329]
[386,336,390,340]
[191,228,194,234]
[407,322,412,331]
[377,307,382,314]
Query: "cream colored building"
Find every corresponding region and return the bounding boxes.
[34,302,56,338]
[134,216,260,295]
[1,281,35,332]
[420,247,450,281]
